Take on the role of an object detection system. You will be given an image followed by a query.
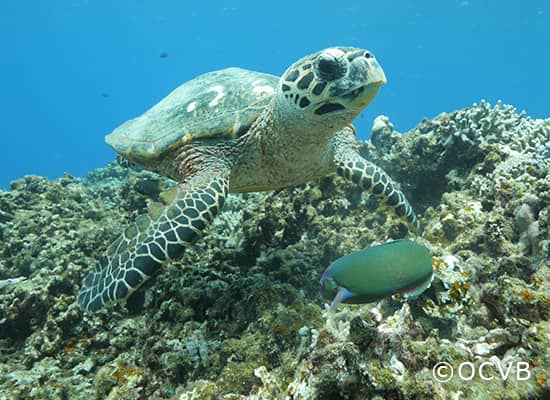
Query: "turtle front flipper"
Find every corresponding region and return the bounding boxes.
[78,174,228,312]
[331,127,421,233]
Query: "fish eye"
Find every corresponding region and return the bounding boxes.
[322,277,338,292]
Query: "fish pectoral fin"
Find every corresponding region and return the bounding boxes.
[329,287,357,311]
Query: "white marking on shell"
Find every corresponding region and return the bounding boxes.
[186,101,197,112]
[252,85,274,96]
[208,85,225,107]
[252,79,274,96]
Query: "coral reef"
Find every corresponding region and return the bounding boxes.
[0,101,548,399]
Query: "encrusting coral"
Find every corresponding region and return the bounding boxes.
[0,101,548,399]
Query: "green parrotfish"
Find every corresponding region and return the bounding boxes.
[320,239,434,310]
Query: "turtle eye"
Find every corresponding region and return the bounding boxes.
[315,53,347,81]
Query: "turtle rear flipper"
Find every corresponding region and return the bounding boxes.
[78,172,228,312]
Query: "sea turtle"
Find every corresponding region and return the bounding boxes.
[78,47,421,312]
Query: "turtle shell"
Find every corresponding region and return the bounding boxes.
[106,68,278,164]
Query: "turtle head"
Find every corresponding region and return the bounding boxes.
[279,47,386,124]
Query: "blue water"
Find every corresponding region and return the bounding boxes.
[1,1,548,189]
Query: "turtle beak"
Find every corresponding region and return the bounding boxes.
[363,55,387,86]
[327,55,386,113]
[347,56,386,109]
[347,82,384,110]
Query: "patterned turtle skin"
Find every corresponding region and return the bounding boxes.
[78,47,421,312]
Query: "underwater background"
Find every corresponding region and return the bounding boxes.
[1,0,549,188]
[1,1,549,400]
